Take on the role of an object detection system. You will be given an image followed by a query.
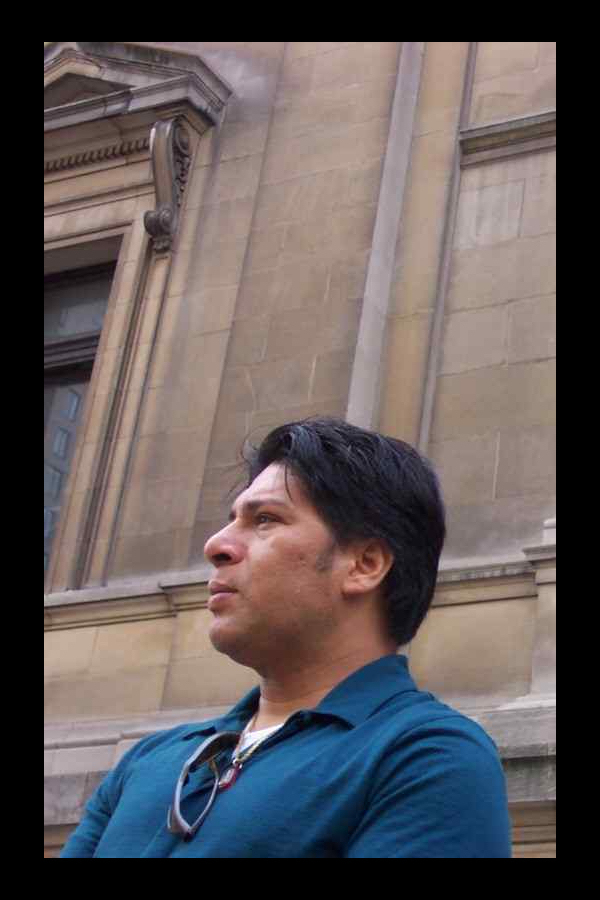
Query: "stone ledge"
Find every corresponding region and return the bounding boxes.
[460,110,556,166]
[44,704,229,750]
[44,558,536,629]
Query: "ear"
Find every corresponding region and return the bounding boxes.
[341,540,394,599]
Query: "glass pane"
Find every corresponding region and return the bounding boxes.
[44,378,89,575]
[44,270,113,340]
[52,426,70,459]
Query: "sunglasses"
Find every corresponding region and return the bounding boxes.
[167,731,241,840]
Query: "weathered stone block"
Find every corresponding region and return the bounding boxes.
[89,619,174,674]
[235,270,278,320]
[119,476,201,537]
[217,367,257,414]
[162,655,258,709]
[53,744,115,776]
[277,55,316,101]
[129,429,208,482]
[474,42,541,82]
[261,118,389,185]
[379,312,434,446]
[540,42,557,65]
[184,198,255,247]
[455,181,525,250]
[288,42,360,60]
[45,627,98,678]
[470,66,557,126]
[219,120,270,162]
[496,425,556,499]
[109,531,179,577]
[44,773,88,825]
[253,170,347,229]
[247,399,346,443]
[45,667,168,720]
[182,164,212,211]
[245,224,287,273]
[282,204,377,266]
[310,42,400,91]
[311,349,354,401]
[190,237,248,291]
[508,294,556,364]
[327,252,370,305]
[462,149,556,192]
[415,42,468,136]
[206,410,250,468]
[440,306,508,374]
[263,308,319,362]
[448,234,556,311]
[428,433,498,504]
[190,285,239,335]
[431,360,556,442]
[171,608,215,661]
[409,597,537,705]
[273,77,396,144]
[206,155,262,205]
[520,174,556,238]
[45,751,57,777]
[441,495,557,561]
[250,357,314,411]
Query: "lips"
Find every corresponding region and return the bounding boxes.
[208,581,237,610]
[208,581,236,596]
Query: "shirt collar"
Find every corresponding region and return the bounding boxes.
[181,687,260,740]
[312,654,417,727]
[182,655,416,740]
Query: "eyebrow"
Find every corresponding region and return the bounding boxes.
[228,497,292,523]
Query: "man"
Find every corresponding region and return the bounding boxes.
[60,417,511,858]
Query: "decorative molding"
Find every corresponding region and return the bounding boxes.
[44,43,232,135]
[44,570,211,630]
[45,136,150,174]
[460,110,556,167]
[143,117,192,252]
[438,559,532,583]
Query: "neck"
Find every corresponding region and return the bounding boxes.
[252,645,396,730]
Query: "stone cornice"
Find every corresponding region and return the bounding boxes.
[460,110,556,166]
[44,43,232,135]
[44,567,212,630]
[44,135,150,174]
[44,557,538,630]
[44,76,224,134]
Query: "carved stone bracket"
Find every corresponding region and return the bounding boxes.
[144,117,192,253]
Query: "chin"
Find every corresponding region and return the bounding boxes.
[209,621,264,670]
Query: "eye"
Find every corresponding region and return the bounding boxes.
[256,512,276,525]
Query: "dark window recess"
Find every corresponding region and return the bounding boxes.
[44,263,115,577]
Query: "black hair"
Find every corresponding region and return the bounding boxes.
[243,417,446,647]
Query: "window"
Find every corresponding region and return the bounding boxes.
[44,263,115,577]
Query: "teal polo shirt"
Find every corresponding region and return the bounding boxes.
[60,655,511,858]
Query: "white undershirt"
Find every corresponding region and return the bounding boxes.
[238,723,283,754]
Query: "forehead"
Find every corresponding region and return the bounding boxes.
[235,463,311,510]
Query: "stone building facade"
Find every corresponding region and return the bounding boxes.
[44,42,556,858]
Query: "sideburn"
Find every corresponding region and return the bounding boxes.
[314,540,338,573]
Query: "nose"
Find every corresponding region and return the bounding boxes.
[204,522,244,568]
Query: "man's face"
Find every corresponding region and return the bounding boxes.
[203,463,348,670]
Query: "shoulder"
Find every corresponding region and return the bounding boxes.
[365,690,505,790]
[377,690,498,752]
[346,693,511,857]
